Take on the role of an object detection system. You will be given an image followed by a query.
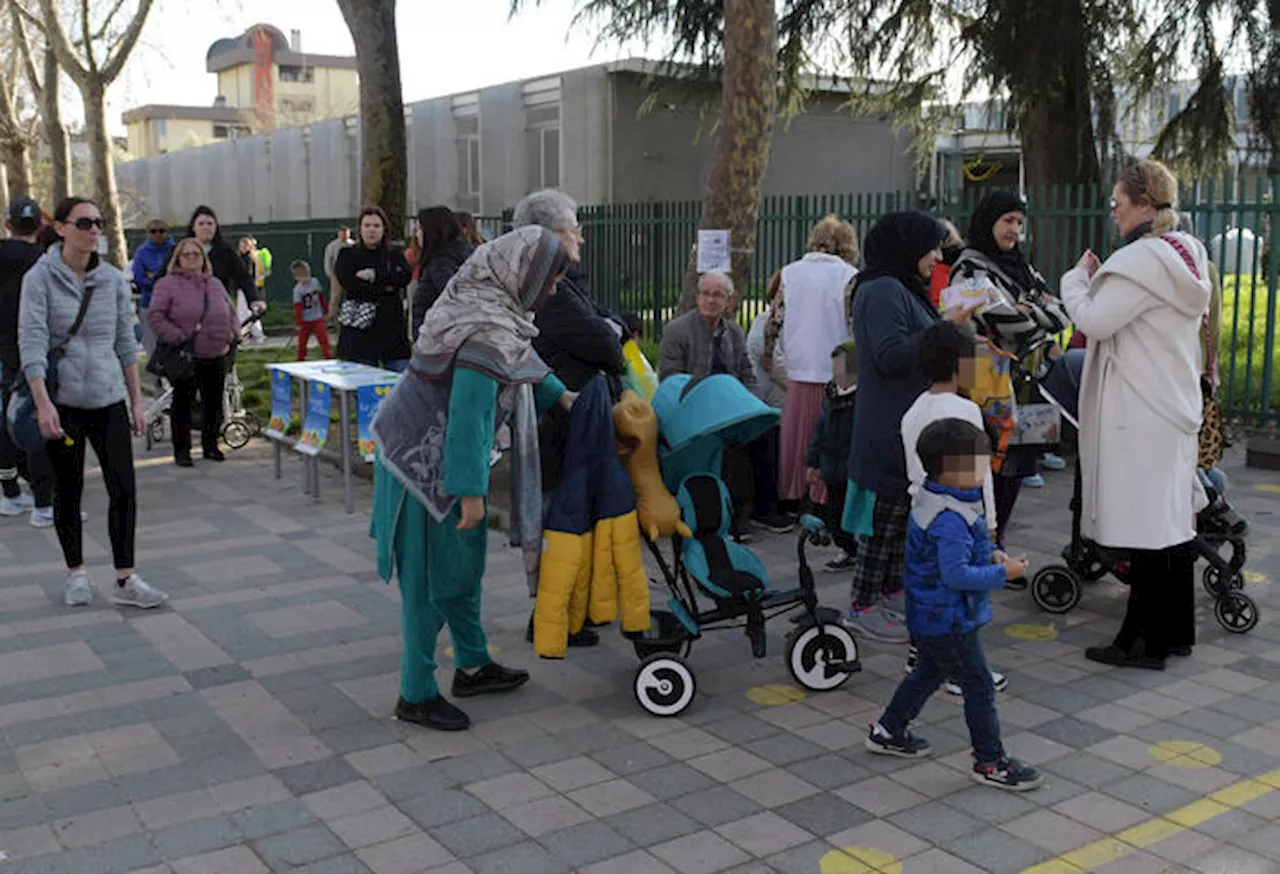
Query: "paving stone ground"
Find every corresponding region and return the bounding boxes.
[0,437,1278,874]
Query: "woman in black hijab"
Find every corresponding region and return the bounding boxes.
[843,211,963,643]
[951,191,1068,557]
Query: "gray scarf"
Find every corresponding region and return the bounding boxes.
[371,227,568,590]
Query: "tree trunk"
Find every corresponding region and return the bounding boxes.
[43,45,71,203]
[337,0,407,236]
[1012,0,1101,189]
[675,0,778,315]
[83,80,125,266]
[2,144,33,197]
[0,160,9,209]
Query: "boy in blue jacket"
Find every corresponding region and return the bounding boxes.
[865,418,1041,791]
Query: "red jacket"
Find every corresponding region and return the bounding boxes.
[148,273,239,361]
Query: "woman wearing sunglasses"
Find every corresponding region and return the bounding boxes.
[17,196,169,610]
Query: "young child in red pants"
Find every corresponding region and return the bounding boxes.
[292,260,331,360]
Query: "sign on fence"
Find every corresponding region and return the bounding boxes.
[696,229,731,273]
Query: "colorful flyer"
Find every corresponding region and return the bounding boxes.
[296,382,331,456]
[357,382,395,461]
[266,370,292,438]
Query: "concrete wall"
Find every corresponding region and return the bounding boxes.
[117,120,359,226]
[116,65,920,225]
[609,74,917,202]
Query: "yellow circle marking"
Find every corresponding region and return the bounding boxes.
[1256,484,1280,494]
[1149,741,1223,769]
[820,847,903,874]
[443,645,501,659]
[1244,571,1268,584]
[746,684,807,706]
[1004,623,1059,641]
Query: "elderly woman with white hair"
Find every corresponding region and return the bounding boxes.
[513,188,628,648]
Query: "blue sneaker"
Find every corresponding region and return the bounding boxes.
[973,756,1043,791]
[865,722,932,758]
[1041,453,1067,471]
[1023,474,1045,488]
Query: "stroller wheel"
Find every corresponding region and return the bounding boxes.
[1201,565,1245,598]
[147,419,165,449]
[222,421,252,450]
[1031,565,1082,614]
[633,654,695,717]
[787,624,858,692]
[243,410,263,437]
[1214,591,1259,634]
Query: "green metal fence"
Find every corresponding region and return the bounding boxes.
[566,181,1279,425]
[126,178,1278,423]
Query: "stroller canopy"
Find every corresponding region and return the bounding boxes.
[652,373,781,492]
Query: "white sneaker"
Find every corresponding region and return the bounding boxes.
[0,493,34,516]
[30,508,88,528]
[113,574,168,609]
[944,671,1009,696]
[64,571,94,607]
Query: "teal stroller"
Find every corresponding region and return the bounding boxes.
[626,373,860,717]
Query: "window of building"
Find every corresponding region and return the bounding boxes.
[213,125,229,138]
[279,65,315,83]
[525,104,560,190]
[455,114,481,197]
[153,118,167,138]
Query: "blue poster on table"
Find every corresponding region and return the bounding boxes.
[296,382,331,456]
[266,370,292,438]
[357,382,394,462]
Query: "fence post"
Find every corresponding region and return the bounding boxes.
[652,201,665,336]
[1261,177,1280,420]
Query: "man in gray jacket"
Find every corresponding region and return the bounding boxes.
[658,271,755,388]
[658,271,792,538]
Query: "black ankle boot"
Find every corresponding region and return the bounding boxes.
[394,696,470,731]
[452,662,530,698]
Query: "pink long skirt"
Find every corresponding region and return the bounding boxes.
[778,381,828,505]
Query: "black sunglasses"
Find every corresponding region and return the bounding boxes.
[148,227,167,234]
[72,217,105,231]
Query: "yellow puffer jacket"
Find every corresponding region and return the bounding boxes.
[534,380,650,658]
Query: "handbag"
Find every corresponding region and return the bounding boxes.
[6,283,96,452]
[148,286,209,383]
[339,298,377,330]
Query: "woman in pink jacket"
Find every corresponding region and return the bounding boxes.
[147,238,238,467]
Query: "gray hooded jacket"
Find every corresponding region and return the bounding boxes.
[19,246,138,409]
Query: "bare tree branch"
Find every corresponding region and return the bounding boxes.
[9,1,44,98]
[38,0,88,84]
[79,0,95,74]
[100,0,151,81]
[91,0,129,46]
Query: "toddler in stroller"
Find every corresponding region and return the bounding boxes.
[1030,349,1258,633]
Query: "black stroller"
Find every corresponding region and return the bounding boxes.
[1029,350,1259,633]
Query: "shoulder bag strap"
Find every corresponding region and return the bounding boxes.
[53,281,97,356]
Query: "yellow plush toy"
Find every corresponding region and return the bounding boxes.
[613,390,692,541]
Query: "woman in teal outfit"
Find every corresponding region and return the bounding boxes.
[370,225,575,731]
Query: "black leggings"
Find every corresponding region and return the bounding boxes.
[171,358,226,456]
[993,475,1021,549]
[45,402,136,570]
[0,377,54,507]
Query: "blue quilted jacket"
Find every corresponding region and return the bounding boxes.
[904,481,1007,638]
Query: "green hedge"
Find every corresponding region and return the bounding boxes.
[1219,274,1280,418]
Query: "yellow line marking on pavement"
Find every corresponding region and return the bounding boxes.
[1020,769,1280,873]
[1148,740,1223,769]
[1256,483,1280,493]
[747,684,806,706]
[820,846,901,874]
[1244,571,1268,584]
[1004,623,1059,641]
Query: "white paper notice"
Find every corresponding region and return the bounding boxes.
[697,230,732,274]
[940,276,1000,313]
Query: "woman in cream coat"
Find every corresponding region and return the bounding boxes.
[1061,159,1209,671]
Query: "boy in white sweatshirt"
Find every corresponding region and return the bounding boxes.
[898,320,1010,695]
